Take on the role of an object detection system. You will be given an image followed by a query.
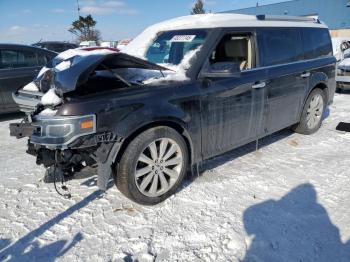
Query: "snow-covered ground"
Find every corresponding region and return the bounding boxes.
[1,93,350,262]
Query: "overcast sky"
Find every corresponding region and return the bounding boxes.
[0,0,285,44]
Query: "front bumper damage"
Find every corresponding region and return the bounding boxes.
[9,108,121,191]
[9,50,169,193]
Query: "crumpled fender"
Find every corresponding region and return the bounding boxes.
[96,142,121,191]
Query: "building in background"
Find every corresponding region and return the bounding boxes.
[224,0,350,37]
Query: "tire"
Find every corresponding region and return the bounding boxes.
[336,83,342,93]
[292,88,326,135]
[115,126,189,205]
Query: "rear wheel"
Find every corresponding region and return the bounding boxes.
[115,126,188,205]
[292,88,326,135]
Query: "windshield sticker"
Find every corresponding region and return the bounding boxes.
[170,35,196,42]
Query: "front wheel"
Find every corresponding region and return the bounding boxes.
[292,88,326,135]
[115,126,188,205]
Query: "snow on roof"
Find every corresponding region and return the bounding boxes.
[56,48,117,61]
[124,13,327,58]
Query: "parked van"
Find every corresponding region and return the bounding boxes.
[10,14,336,205]
[333,37,350,90]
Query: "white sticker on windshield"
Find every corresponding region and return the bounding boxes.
[170,35,196,42]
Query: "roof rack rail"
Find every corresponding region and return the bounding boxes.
[256,15,320,24]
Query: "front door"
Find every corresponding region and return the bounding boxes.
[199,32,267,159]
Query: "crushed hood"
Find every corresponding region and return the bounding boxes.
[36,50,170,93]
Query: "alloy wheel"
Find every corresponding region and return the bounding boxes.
[306,93,324,129]
[134,138,183,197]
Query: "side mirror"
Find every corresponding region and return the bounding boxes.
[200,62,241,78]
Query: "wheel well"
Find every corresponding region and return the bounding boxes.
[114,121,193,167]
[313,83,328,102]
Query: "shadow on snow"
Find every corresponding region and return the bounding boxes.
[242,183,350,262]
[0,190,104,262]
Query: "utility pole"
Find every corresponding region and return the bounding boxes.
[76,0,81,17]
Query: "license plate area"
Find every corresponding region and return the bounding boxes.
[9,123,37,139]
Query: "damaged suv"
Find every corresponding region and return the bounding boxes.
[10,14,336,205]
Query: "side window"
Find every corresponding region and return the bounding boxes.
[0,49,39,69]
[0,50,18,69]
[17,50,37,67]
[302,28,332,60]
[37,53,47,66]
[258,28,303,67]
[209,33,253,71]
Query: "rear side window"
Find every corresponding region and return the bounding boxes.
[0,50,18,69]
[302,28,332,60]
[258,28,303,67]
[0,49,38,69]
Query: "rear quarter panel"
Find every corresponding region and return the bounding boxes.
[306,56,336,105]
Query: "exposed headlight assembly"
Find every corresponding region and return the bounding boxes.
[31,114,96,148]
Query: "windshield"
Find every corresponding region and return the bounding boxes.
[145,29,207,66]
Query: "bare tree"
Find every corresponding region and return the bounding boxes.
[191,0,205,14]
[69,15,101,43]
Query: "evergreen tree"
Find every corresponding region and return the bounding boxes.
[69,15,101,43]
[191,0,205,15]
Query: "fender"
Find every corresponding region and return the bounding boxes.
[109,112,197,167]
[297,71,330,122]
[95,115,197,191]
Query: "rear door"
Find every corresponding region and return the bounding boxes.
[301,27,334,104]
[0,48,41,112]
[257,27,307,134]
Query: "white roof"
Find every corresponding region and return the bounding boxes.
[148,13,326,30]
[124,13,327,58]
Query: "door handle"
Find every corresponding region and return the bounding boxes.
[301,72,311,78]
[252,82,266,89]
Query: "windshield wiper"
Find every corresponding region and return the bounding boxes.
[100,63,132,87]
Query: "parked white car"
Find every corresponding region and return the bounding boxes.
[337,58,350,90]
[332,37,350,62]
[332,37,350,90]
[79,41,98,47]
[100,41,118,48]
[116,39,131,50]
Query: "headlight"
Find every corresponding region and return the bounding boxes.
[31,114,96,147]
